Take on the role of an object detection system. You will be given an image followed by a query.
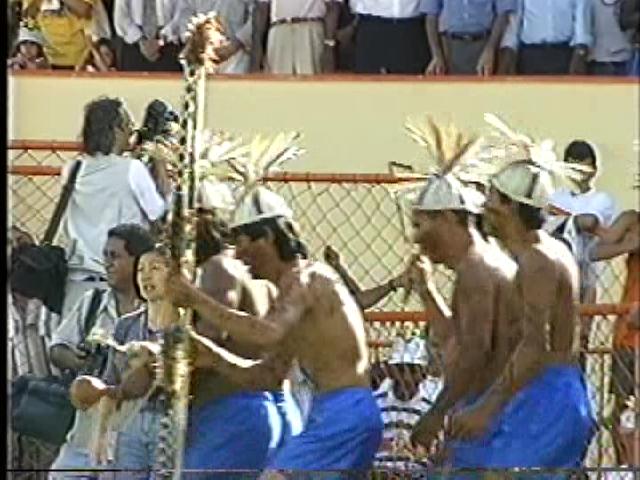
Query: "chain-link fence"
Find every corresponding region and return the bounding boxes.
[7,142,639,476]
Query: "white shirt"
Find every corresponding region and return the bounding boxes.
[258,0,343,23]
[373,376,443,470]
[549,188,618,227]
[114,0,182,44]
[351,0,423,18]
[61,154,166,275]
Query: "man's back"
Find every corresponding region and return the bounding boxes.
[279,260,370,393]
[64,155,164,275]
[517,231,580,358]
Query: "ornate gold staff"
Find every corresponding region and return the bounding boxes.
[152,14,229,480]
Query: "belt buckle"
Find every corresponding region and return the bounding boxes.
[283,17,293,24]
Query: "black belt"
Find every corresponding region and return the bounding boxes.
[447,30,490,42]
[357,13,423,25]
[83,275,107,282]
[521,42,571,49]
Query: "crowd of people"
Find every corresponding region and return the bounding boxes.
[8,94,640,477]
[6,0,640,76]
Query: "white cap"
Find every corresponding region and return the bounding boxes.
[230,186,294,228]
[197,179,234,211]
[388,337,430,366]
[491,161,555,209]
[17,27,45,47]
[413,174,485,214]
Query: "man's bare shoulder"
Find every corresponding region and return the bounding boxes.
[459,244,517,291]
[201,254,250,283]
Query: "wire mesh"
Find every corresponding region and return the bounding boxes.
[6,143,639,476]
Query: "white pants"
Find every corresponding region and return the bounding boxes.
[266,22,324,74]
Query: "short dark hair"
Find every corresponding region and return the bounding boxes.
[107,223,155,257]
[564,140,597,167]
[231,216,308,261]
[81,97,128,155]
[495,190,545,231]
[196,209,230,265]
[94,38,117,65]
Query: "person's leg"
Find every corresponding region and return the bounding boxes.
[354,19,385,74]
[292,22,324,75]
[447,38,486,75]
[113,413,154,479]
[266,25,295,74]
[386,20,430,74]
[48,443,95,480]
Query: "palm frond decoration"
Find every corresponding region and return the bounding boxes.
[197,130,305,219]
[481,113,594,188]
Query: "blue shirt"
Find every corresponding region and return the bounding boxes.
[421,0,516,34]
[501,0,593,50]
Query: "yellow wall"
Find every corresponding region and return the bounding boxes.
[8,72,640,208]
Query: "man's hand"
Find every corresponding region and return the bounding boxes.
[213,39,242,63]
[425,55,447,75]
[139,38,161,62]
[450,402,495,440]
[164,269,198,308]
[496,47,516,75]
[405,254,432,292]
[476,47,495,76]
[569,49,588,75]
[323,245,342,269]
[411,409,446,448]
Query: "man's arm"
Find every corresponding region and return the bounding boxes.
[250,0,270,72]
[62,0,92,19]
[467,257,558,417]
[128,159,168,222]
[569,0,593,74]
[424,12,447,75]
[431,272,496,412]
[320,1,341,72]
[23,0,44,19]
[173,270,308,347]
[477,10,511,76]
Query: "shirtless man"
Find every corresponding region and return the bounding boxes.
[449,160,596,467]
[164,186,383,476]
[404,173,520,459]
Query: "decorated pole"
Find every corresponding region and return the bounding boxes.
[153,14,228,480]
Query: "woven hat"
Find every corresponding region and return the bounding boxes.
[481,114,592,208]
[198,131,304,228]
[401,117,486,213]
[17,27,44,47]
[197,179,235,211]
[388,337,430,366]
[231,186,294,228]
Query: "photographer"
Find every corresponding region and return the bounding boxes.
[133,98,181,200]
[48,224,154,479]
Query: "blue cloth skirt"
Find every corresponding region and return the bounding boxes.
[184,391,282,479]
[267,387,383,477]
[447,365,596,478]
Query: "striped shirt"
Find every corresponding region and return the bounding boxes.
[373,376,443,471]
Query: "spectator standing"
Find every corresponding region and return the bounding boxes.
[500,0,593,75]
[113,0,182,72]
[59,97,168,325]
[373,337,442,472]
[23,0,95,70]
[176,0,253,74]
[547,140,619,304]
[251,0,342,74]
[48,224,154,479]
[351,0,430,74]
[620,0,640,76]
[589,0,633,76]
[7,26,50,70]
[421,0,516,76]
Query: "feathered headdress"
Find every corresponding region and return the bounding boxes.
[198,131,305,227]
[479,114,594,208]
[399,116,486,214]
